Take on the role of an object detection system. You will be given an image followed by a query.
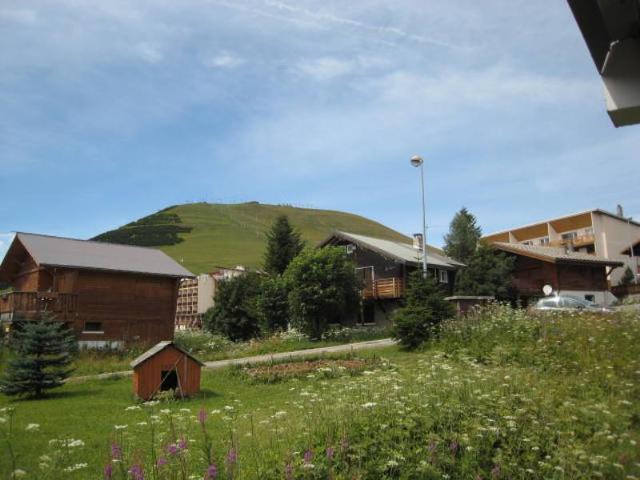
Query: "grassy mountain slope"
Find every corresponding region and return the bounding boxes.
[94,202,411,274]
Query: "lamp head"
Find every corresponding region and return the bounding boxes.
[410,155,423,167]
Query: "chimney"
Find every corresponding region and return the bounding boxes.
[413,233,423,250]
[617,204,624,217]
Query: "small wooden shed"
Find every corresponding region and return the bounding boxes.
[131,341,205,401]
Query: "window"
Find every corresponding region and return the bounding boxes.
[539,237,550,246]
[561,232,577,241]
[522,240,533,246]
[439,270,448,283]
[83,322,103,333]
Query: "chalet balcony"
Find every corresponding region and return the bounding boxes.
[0,291,78,322]
[549,234,595,248]
[362,277,405,300]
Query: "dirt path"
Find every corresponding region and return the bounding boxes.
[69,338,397,382]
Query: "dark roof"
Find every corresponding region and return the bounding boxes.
[493,242,624,267]
[130,341,205,368]
[319,231,465,269]
[4,232,193,278]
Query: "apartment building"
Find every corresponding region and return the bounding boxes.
[483,208,640,287]
[175,267,246,329]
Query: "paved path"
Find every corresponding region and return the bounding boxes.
[69,338,396,382]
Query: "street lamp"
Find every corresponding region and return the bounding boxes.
[410,155,428,277]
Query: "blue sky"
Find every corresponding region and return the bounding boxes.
[1,0,639,258]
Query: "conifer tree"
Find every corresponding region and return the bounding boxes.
[454,241,515,299]
[443,207,482,264]
[0,319,76,398]
[263,215,304,275]
[619,266,635,287]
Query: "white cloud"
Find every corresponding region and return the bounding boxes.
[134,42,163,64]
[297,57,355,81]
[204,52,245,68]
[0,8,38,25]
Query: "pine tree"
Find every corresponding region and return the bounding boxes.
[619,266,635,287]
[263,215,304,275]
[443,207,482,264]
[0,319,76,398]
[454,241,515,299]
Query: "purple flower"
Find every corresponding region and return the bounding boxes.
[128,464,144,480]
[178,436,188,450]
[111,442,122,460]
[449,440,459,455]
[326,446,335,461]
[198,408,208,426]
[284,463,294,480]
[104,463,113,480]
[166,443,179,456]
[157,457,167,467]
[205,464,218,480]
[491,464,501,478]
[340,437,349,453]
[303,449,313,464]
[226,448,237,465]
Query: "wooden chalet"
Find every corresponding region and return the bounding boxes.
[0,233,194,347]
[319,231,464,325]
[491,242,623,305]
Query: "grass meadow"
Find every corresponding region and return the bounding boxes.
[1,305,639,479]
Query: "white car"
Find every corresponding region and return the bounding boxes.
[533,295,612,313]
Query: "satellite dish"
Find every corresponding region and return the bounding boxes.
[542,284,553,296]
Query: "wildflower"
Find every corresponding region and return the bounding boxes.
[104,463,113,479]
[114,424,128,430]
[64,463,88,472]
[491,464,501,478]
[274,411,287,418]
[129,464,144,480]
[198,408,207,425]
[361,402,377,409]
[205,464,218,479]
[326,446,335,461]
[166,444,179,456]
[303,449,313,464]
[449,440,459,455]
[12,470,27,478]
[157,457,168,467]
[178,436,188,450]
[340,436,349,453]
[125,406,141,411]
[111,443,122,460]
[226,448,237,465]
[67,439,85,448]
[284,463,294,480]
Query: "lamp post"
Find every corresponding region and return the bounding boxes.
[410,155,428,277]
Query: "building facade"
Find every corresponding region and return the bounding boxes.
[175,267,246,329]
[483,208,640,287]
[0,233,193,348]
[319,231,464,326]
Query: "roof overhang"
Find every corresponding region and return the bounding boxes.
[492,243,624,268]
[568,0,640,127]
[319,231,417,266]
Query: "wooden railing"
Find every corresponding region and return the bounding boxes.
[362,278,405,300]
[549,234,595,248]
[0,292,78,320]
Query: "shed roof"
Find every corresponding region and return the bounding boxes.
[492,242,624,267]
[3,232,193,278]
[130,341,205,368]
[319,231,465,270]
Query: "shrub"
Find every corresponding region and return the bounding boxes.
[256,276,289,334]
[203,273,262,341]
[285,247,360,339]
[0,318,76,397]
[392,271,454,349]
[173,330,233,355]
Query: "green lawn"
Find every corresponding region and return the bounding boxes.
[1,306,639,479]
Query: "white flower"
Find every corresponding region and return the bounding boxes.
[125,406,141,411]
[114,424,128,430]
[25,423,40,431]
[224,405,234,411]
[0,417,6,424]
[361,402,377,409]
[274,411,287,418]
[210,409,221,414]
[66,439,85,448]
[12,470,26,477]
[63,463,88,472]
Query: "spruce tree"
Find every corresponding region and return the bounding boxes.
[0,319,76,398]
[263,215,304,275]
[443,207,482,264]
[619,266,635,287]
[454,241,515,299]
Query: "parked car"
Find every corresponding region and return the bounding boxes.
[532,295,613,313]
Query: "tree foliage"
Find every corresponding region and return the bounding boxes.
[256,276,290,334]
[284,247,360,339]
[0,318,76,398]
[391,271,454,350]
[454,241,515,299]
[443,207,482,264]
[204,273,263,341]
[618,266,635,287]
[263,215,305,275]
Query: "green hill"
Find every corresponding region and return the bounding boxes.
[93,202,411,274]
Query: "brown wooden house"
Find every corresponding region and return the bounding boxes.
[319,231,464,325]
[0,233,193,347]
[492,242,623,305]
[131,341,204,401]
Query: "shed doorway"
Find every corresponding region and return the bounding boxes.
[160,369,178,391]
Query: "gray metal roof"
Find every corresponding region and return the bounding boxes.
[493,242,624,267]
[15,232,194,278]
[130,341,205,368]
[322,231,465,269]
